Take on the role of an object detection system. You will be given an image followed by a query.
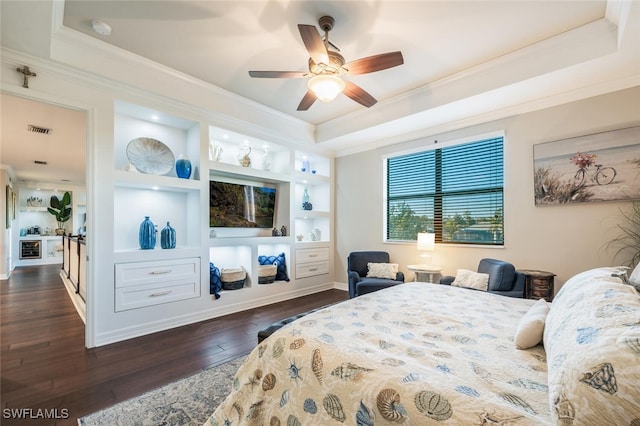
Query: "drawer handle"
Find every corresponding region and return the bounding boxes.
[309,267,318,272]
[149,269,172,275]
[149,290,172,297]
[309,254,318,258]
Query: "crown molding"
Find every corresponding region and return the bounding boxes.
[1,46,319,154]
[316,17,619,148]
[330,75,640,158]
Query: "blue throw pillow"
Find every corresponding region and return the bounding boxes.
[258,252,290,282]
[210,262,221,299]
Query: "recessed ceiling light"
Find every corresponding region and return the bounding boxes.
[91,20,112,36]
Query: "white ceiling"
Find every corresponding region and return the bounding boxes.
[0,94,87,186]
[60,0,608,125]
[1,0,639,186]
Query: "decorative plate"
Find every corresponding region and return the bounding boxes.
[126,137,175,175]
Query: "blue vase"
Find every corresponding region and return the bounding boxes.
[161,221,176,249]
[176,154,192,179]
[302,186,312,210]
[139,216,156,250]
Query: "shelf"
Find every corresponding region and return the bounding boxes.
[295,211,330,219]
[294,151,331,177]
[114,100,200,178]
[208,126,292,175]
[294,240,331,248]
[114,170,200,191]
[114,246,202,263]
[208,161,290,184]
[20,206,49,212]
[294,171,330,185]
[209,236,293,247]
[19,235,64,240]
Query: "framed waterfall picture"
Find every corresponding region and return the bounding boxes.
[533,126,640,205]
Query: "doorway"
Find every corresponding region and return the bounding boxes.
[0,92,90,340]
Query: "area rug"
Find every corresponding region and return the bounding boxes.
[78,356,246,426]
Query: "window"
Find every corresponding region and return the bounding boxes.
[386,136,503,245]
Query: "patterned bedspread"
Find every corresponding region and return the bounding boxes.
[205,283,552,425]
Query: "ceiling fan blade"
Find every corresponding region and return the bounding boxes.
[297,90,317,111]
[249,71,307,78]
[298,24,329,65]
[345,51,404,75]
[343,80,377,108]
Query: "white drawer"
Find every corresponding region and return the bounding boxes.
[296,247,329,263]
[115,279,199,312]
[115,258,200,288]
[295,260,329,279]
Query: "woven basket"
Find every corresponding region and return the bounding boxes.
[222,279,245,290]
[258,264,277,284]
[221,267,246,290]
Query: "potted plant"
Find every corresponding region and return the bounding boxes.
[48,191,72,235]
[608,200,640,268]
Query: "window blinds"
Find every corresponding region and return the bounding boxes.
[386,137,504,244]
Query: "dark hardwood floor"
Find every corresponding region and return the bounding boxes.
[1,264,348,425]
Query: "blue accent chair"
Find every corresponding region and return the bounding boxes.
[348,251,405,298]
[440,258,525,298]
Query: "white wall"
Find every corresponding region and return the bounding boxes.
[0,169,13,279]
[335,86,640,290]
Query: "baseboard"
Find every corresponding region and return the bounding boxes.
[94,282,341,347]
[333,281,348,292]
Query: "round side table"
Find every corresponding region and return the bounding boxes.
[407,264,442,283]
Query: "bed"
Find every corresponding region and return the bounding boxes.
[205,267,640,425]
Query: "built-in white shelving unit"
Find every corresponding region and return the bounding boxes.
[109,101,334,326]
[207,124,333,291]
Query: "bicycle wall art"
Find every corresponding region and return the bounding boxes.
[533,126,640,205]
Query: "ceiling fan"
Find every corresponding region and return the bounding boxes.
[248,15,404,111]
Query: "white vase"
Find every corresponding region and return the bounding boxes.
[209,143,223,161]
[261,145,272,171]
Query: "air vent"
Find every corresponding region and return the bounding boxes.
[27,125,52,135]
[34,160,48,165]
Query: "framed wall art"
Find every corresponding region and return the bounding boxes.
[5,185,14,228]
[533,126,640,205]
[12,189,16,220]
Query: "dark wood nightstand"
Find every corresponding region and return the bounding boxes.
[519,269,556,302]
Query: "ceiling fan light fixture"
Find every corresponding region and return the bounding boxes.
[308,74,345,103]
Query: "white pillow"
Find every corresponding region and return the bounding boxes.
[514,298,549,349]
[629,262,640,285]
[451,269,489,291]
[366,262,399,280]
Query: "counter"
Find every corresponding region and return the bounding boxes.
[16,235,65,266]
